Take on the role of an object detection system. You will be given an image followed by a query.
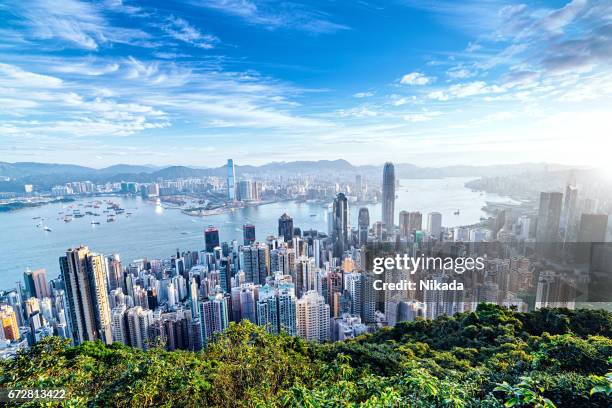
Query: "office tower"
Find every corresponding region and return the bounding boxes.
[518,215,532,240]
[562,181,578,231]
[577,214,608,243]
[126,306,154,350]
[0,304,20,341]
[204,226,220,253]
[219,258,232,294]
[408,212,422,234]
[381,162,395,230]
[355,175,363,198]
[243,224,256,245]
[23,268,51,299]
[399,211,410,238]
[296,291,330,342]
[427,212,442,238]
[240,244,270,285]
[278,213,294,243]
[536,192,563,255]
[105,254,123,292]
[332,193,349,256]
[227,159,236,201]
[237,180,252,201]
[60,246,113,345]
[256,283,297,335]
[358,208,369,246]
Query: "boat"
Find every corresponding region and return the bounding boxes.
[32,216,41,220]
[310,214,317,217]
[454,209,460,215]
[107,215,116,222]
[91,221,100,225]
[64,215,72,222]
[44,226,52,232]
[181,231,189,235]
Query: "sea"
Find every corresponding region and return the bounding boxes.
[0,178,517,287]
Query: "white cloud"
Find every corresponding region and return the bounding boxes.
[400,72,432,85]
[353,91,374,98]
[162,15,219,49]
[403,110,442,122]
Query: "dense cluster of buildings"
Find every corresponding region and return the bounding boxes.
[1,161,610,357]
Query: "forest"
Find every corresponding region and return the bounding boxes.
[1,304,611,407]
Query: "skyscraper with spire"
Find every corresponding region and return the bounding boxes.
[381,162,395,231]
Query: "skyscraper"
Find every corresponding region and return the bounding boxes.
[227,159,236,201]
[0,304,20,341]
[204,226,220,252]
[332,193,349,256]
[536,192,563,256]
[60,246,113,345]
[358,207,370,246]
[578,214,608,243]
[23,268,50,299]
[381,162,395,231]
[427,212,442,239]
[278,213,294,243]
[243,223,256,245]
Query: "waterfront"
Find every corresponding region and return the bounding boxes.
[0,178,517,285]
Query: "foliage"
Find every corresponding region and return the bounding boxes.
[1,306,611,407]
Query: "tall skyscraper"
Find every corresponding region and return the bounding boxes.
[240,244,270,285]
[427,212,442,238]
[60,246,113,345]
[536,192,563,256]
[256,283,297,336]
[227,159,236,201]
[562,184,578,241]
[126,306,154,350]
[381,162,395,230]
[296,291,330,342]
[358,207,370,246]
[204,226,220,252]
[243,224,256,245]
[23,268,51,299]
[332,193,349,256]
[105,254,123,292]
[278,213,294,243]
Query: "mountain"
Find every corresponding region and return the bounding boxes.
[0,160,580,192]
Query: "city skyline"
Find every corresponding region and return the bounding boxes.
[1,0,611,168]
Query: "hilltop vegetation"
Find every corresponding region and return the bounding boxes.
[1,305,611,407]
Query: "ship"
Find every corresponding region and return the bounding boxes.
[44,226,52,232]
[91,221,100,225]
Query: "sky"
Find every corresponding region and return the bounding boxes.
[0,0,611,168]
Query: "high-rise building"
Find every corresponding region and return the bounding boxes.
[578,214,608,243]
[427,212,442,239]
[0,304,20,341]
[562,181,578,240]
[126,306,154,350]
[332,193,349,256]
[204,226,220,253]
[355,175,363,198]
[23,268,51,299]
[358,207,369,246]
[240,244,270,285]
[381,162,395,230]
[237,180,252,201]
[243,224,256,245]
[105,254,123,292]
[199,293,230,342]
[278,213,294,243]
[256,283,297,335]
[296,291,330,342]
[59,246,113,345]
[536,192,563,255]
[227,159,236,201]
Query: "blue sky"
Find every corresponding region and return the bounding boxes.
[0,0,611,168]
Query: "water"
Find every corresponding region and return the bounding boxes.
[0,178,516,286]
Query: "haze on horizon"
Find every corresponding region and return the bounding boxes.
[0,0,611,168]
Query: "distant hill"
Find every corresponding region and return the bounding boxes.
[0,159,579,192]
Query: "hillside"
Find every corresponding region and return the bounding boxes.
[1,305,611,407]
